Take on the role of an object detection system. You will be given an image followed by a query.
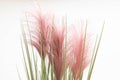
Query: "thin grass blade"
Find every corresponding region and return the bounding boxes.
[87,23,104,80]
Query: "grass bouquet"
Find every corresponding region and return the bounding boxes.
[19,7,104,80]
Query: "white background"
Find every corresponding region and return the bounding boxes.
[0,0,120,80]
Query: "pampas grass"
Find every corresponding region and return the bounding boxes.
[19,11,104,80]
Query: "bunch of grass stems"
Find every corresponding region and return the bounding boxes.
[18,18,104,80]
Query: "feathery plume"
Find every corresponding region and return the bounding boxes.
[49,19,66,80]
[26,12,52,59]
[67,22,93,80]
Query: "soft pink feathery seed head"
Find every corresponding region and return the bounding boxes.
[26,11,52,59]
[48,19,66,80]
[66,21,94,80]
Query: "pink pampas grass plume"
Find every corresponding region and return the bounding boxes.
[26,12,52,59]
[67,22,93,80]
[48,20,66,80]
